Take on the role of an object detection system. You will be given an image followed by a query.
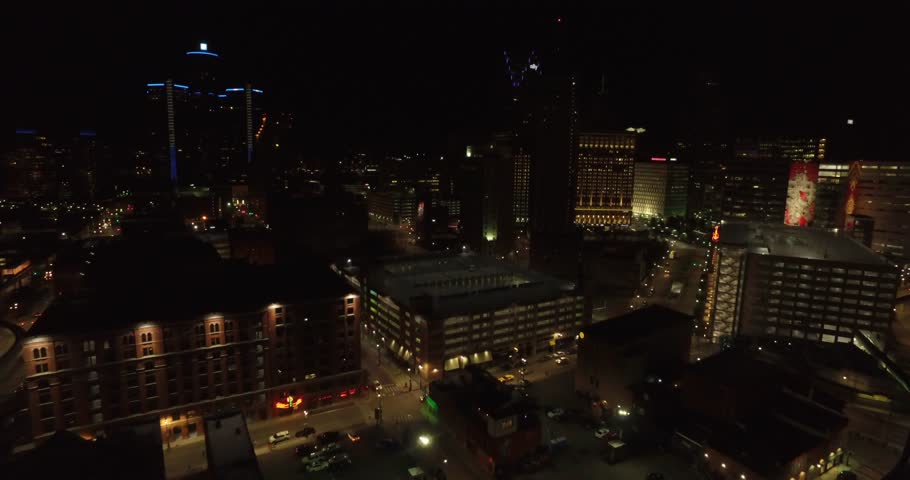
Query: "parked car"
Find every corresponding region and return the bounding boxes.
[836,472,858,480]
[555,350,567,357]
[498,374,516,383]
[594,428,610,438]
[306,459,330,472]
[295,443,318,457]
[546,408,565,419]
[376,438,401,451]
[548,436,568,451]
[328,453,352,466]
[555,357,569,366]
[295,425,316,437]
[317,431,342,446]
[317,442,343,457]
[268,430,291,445]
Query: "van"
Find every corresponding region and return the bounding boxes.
[269,430,291,445]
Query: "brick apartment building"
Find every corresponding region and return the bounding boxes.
[21,236,364,441]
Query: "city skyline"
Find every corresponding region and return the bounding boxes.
[4,5,910,480]
[6,5,910,158]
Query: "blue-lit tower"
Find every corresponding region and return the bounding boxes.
[143,42,264,191]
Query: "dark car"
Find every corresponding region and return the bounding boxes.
[328,453,353,471]
[295,443,318,457]
[295,426,316,437]
[317,431,342,446]
[375,437,400,451]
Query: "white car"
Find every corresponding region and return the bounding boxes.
[594,428,610,438]
[306,459,330,472]
[546,408,565,419]
[268,430,290,445]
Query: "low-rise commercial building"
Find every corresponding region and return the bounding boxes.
[575,305,692,412]
[428,365,540,474]
[358,254,587,381]
[674,348,849,480]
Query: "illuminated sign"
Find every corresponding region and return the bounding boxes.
[651,157,667,162]
[711,226,720,243]
[200,42,208,51]
[275,395,303,410]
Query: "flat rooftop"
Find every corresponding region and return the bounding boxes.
[367,254,578,318]
[30,236,353,337]
[718,222,889,265]
[584,305,692,346]
[205,411,262,480]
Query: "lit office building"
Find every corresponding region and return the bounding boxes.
[358,255,587,381]
[847,161,910,259]
[574,132,637,226]
[513,147,531,228]
[367,187,417,227]
[702,223,899,346]
[2,130,55,200]
[21,239,362,441]
[722,138,826,223]
[814,162,851,230]
[632,157,689,219]
[460,137,515,255]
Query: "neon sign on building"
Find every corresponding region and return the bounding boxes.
[275,395,303,410]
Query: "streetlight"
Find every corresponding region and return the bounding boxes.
[418,435,431,447]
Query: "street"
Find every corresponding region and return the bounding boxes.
[163,335,480,480]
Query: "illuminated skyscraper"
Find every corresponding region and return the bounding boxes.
[573,131,637,226]
[632,157,689,219]
[143,43,264,190]
[512,145,531,228]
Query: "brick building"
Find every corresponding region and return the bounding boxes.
[21,236,363,441]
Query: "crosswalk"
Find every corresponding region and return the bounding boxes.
[380,383,401,395]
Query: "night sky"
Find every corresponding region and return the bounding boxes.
[5,3,909,157]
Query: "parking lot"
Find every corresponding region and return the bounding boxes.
[495,362,701,480]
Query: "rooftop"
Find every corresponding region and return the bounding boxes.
[717,222,889,265]
[680,349,849,476]
[366,254,577,318]
[30,236,352,337]
[583,305,693,346]
[430,366,538,421]
[205,410,262,480]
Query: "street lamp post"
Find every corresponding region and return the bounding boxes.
[376,343,381,366]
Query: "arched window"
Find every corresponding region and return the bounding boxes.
[209,324,215,333]
[146,332,152,342]
[40,347,47,357]
[33,348,40,359]
[214,324,220,333]
[140,333,146,343]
